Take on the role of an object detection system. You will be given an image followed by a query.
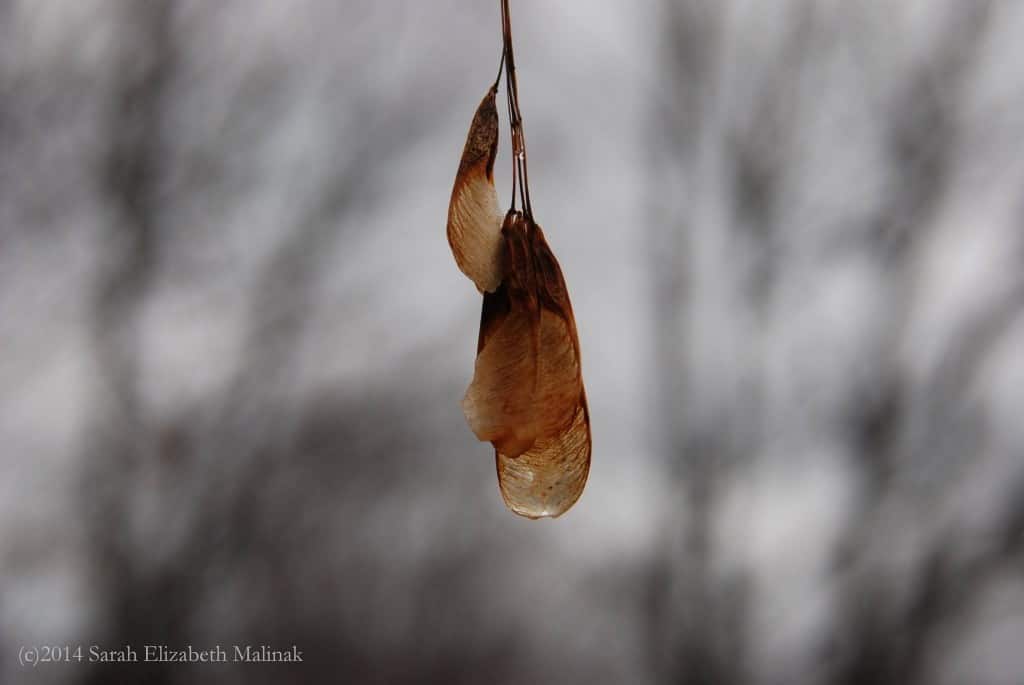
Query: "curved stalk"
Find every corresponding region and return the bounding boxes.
[501,0,534,218]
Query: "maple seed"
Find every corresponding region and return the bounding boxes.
[448,0,591,519]
[447,85,504,293]
[462,212,591,518]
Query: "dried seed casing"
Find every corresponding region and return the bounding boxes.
[447,85,504,293]
[463,211,591,518]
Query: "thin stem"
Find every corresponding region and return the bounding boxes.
[492,48,505,92]
[499,2,516,211]
[501,0,533,218]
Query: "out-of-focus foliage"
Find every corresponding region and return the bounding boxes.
[1,1,1022,684]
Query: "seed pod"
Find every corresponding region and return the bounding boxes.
[462,211,591,518]
[447,85,504,293]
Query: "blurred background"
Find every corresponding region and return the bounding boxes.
[2,0,1024,683]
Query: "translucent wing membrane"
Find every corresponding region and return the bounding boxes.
[447,86,504,293]
[496,397,590,519]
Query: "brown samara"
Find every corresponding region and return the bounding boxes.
[461,211,591,518]
[446,1,591,518]
[446,85,503,294]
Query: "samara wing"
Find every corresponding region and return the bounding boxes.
[462,212,591,518]
[447,85,504,293]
